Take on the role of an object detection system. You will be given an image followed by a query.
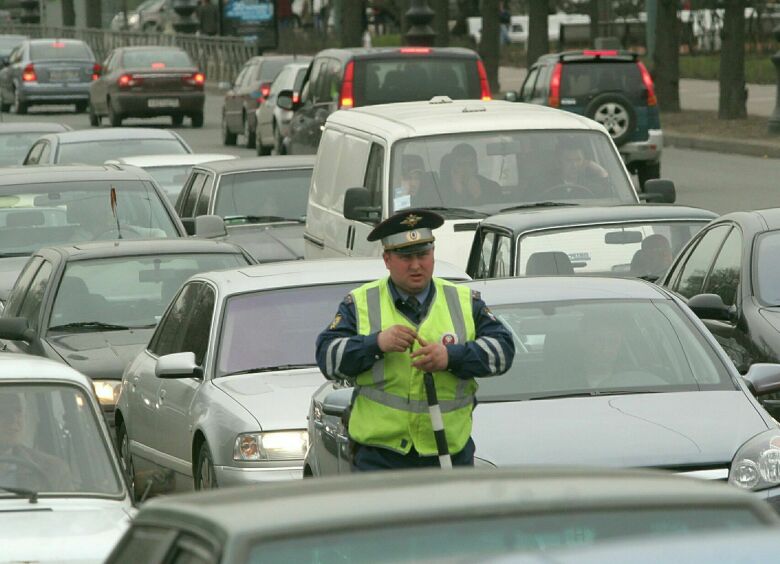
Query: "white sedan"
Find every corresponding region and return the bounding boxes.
[116,258,467,496]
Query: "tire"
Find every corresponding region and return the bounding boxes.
[273,124,284,155]
[256,128,272,155]
[244,115,256,148]
[117,421,136,502]
[88,104,101,126]
[74,101,88,113]
[171,114,184,127]
[191,112,204,128]
[108,99,122,126]
[636,161,661,191]
[13,88,27,115]
[585,93,636,147]
[221,114,236,145]
[194,442,218,490]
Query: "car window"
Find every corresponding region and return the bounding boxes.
[182,173,207,217]
[194,174,214,216]
[185,284,215,366]
[309,128,341,209]
[269,67,290,95]
[109,526,177,564]
[258,58,290,82]
[311,59,331,102]
[0,132,50,166]
[148,282,203,357]
[18,260,52,331]
[673,225,731,299]
[146,165,193,202]
[520,66,539,101]
[703,227,741,307]
[122,49,192,69]
[214,168,312,222]
[494,234,512,277]
[56,139,188,165]
[167,533,217,564]
[3,257,43,317]
[365,143,385,209]
[30,41,92,60]
[37,142,51,164]
[755,231,780,306]
[474,230,496,279]
[25,142,45,165]
[293,67,308,91]
[532,64,551,99]
[561,62,644,98]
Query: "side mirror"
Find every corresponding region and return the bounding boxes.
[155,352,203,379]
[194,214,227,239]
[687,293,734,322]
[344,187,381,223]
[277,89,295,111]
[0,317,34,342]
[641,179,676,204]
[322,388,353,417]
[743,364,780,396]
[504,91,518,103]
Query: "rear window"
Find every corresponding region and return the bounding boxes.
[355,57,480,106]
[560,62,643,98]
[122,49,192,69]
[259,59,292,81]
[30,41,92,61]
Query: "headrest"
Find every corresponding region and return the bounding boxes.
[525,251,574,276]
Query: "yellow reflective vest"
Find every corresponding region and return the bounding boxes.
[349,277,476,455]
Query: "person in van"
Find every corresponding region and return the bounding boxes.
[441,143,502,206]
[559,140,609,189]
[393,155,425,211]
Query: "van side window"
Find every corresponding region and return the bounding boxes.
[474,231,496,279]
[333,134,371,210]
[520,67,538,101]
[364,143,384,208]
[310,128,342,209]
[310,59,329,103]
[532,65,551,100]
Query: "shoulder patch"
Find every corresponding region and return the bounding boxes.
[343,293,353,305]
[329,314,343,330]
[471,290,481,301]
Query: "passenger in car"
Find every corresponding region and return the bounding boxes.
[630,234,674,280]
[441,143,501,205]
[559,141,608,189]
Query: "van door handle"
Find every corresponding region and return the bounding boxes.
[345,225,353,249]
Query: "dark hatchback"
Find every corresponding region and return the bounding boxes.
[89,46,205,127]
[0,121,71,166]
[175,155,314,262]
[277,47,491,155]
[0,239,254,425]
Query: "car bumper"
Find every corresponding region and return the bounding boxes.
[114,92,205,116]
[620,129,663,164]
[19,82,90,103]
[213,464,303,485]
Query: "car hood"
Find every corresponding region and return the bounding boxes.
[473,391,768,468]
[0,499,134,563]
[436,219,481,270]
[46,329,155,380]
[0,255,29,304]
[213,367,324,429]
[224,223,304,262]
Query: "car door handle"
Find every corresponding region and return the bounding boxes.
[159,389,167,402]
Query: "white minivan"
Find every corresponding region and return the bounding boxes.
[302,98,675,269]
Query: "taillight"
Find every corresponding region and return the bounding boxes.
[399,47,431,54]
[292,92,300,104]
[477,60,491,101]
[637,61,657,107]
[118,73,142,88]
[151,62,166,69]
[582,50,618,56]
[91,63,101,81]
[183,72,205,87]
[548,62,562,107]
[339,60,354,109]
[22,63,36,82]
[257,82,271,103]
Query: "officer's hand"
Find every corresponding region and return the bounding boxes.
[378,325,418,353]
[411,338,449,372]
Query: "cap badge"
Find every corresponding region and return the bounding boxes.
[406,230,420,242]
[401,214,422,227]
[441,333,458,345]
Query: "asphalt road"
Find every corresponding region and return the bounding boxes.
[2,93,779,216]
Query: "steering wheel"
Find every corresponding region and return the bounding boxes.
[93,225,144,240]
[0,454,52,490]
[540,183,596,199]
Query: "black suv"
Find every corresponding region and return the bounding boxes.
[277,47,491,155]
[507,50,662,189]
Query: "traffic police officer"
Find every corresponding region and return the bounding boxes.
[315,209,515,471]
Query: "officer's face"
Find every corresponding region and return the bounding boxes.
[384,248,434,294]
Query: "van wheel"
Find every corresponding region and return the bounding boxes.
[585,93,636,147]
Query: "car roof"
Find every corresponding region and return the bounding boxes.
[109,154,237,167]
[717,208,780,231]
[0,164,152,186]
[482,204,718,233]
[0,352,93,387]
[314,46,480,60]
[0,122,71,133]
[193,258,468,294]
[132,467,777,540]
[329,99,603,139]
[42,127,184,143]
[466,275,669,303]
[37,239,245,261]
[193,155,315,174]
[245,54,305,64]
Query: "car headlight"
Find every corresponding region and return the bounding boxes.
[93,380,121,406]
[128,13,139,25]
[729,429,780,491]
[233,430,309,461]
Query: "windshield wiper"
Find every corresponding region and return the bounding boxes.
[419,206,488,219]
[0,485,38,504]
[225,215,305,224]
[499,202,579,213]
[527,389,663,401]
[223,364,317,377]
[48,321,131,332]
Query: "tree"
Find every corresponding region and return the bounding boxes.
[589,0,600,43]
[527,0,549,67]
[452,0,479,36]
[85,0,101,28]
[341,0,366,47]
[480,0,501,92]
[718,0,747,119]
[432,0,450,46]
[653,0,680,111]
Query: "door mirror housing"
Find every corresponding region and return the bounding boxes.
[743,364,780,396]
[343,187,381,223]
[322,388,353,417]
[0,317,34,342]
[504,91,518,103]
[640,179,676,204]
[687,293,735,322]
[194,214,227,239]
[155,352,203,379]
[277,89,297,111]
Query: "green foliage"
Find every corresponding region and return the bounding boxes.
[679,54,776,84]
[372,34,402,47]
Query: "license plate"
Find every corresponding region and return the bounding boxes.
[50,70,80,82]
[148,98,179,108]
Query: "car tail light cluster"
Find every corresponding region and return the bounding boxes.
[22,63,36,82]
[637,62,657,107]
[547,62,563,108]
[477,60,492,101]
[257,82,271,103]
[399,47,432,54]
[91,63,102,81]
[183,72,205,87]
[118,73,143,88]
[339,60,354,109]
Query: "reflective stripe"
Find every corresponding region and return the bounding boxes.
[326,337,348,378]
[334,338,349,378]
[476,338,497,374]
[483,336,506,374]
[443,285,466,343]
[357,387,474,414]
[366,286,384,387]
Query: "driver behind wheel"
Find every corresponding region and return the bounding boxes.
[0,392,73,492]
[559,140,608,191]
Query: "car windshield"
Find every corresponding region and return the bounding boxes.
[476,299,734,402]
[517,221,707,280]
[389,131,636,215]
[57,139,188,165]
[0,180,180,255]
[217,283,361,376]
[755,231,780,306]
[356,57,481,105]
[215,168,312,223]
[145,165,193,202]
[0,132,47,166]
[0,384,123,497]
[247,507,764,563]
[30,41,92,61]
[122,49,192,69]
[48,253,246,331]
[259,59,292,81]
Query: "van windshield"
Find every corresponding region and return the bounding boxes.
[389,130,636,215]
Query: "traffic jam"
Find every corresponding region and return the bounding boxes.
[2,34,780,563]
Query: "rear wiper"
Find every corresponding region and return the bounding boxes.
[48,321,131,332]
[527,389,662,400]
[419,206,487,219]
[225,215,305,224]
[0,485,38,504]
[499,202,579,212]
[223,364,316,377]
